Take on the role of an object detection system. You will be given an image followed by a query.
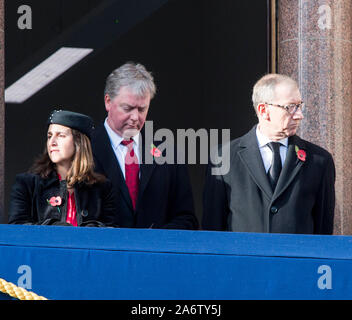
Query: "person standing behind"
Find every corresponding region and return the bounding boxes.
[202,74,335,234]
[91,62,198,229]
[9,110,118,227]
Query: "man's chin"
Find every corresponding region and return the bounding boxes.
[122,128,140,140]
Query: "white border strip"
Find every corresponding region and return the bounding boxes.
[5,47,93,104]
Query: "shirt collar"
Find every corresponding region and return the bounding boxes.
[256,125,288,148]
[104,118,140,150]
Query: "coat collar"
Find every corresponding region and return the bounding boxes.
[238,125,273,200]
[237,125,306,201]
[136,127,157,210]
[39,171,60,189]
[273,134,306,200]
[94,123,134,210]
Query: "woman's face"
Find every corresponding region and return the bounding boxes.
[47,124,75,167]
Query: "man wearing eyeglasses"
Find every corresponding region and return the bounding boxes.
[202,73,335,234]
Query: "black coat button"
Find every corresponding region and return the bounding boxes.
[270,206,278,214]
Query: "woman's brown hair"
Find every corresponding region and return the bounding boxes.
[30,128,105,186]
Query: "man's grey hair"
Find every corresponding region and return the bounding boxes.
[252,73,298,113]
[104,62,156,100]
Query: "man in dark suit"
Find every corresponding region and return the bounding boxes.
[202,74,335,234]
[92,62,198,229]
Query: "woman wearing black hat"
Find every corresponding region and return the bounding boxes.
[8,110,119,227]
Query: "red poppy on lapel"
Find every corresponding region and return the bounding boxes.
[48,196,62,206]
[295,145,306,162]
[47,196,62,214]
[150,144,161,157]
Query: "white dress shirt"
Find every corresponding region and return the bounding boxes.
[104,118,141,178]
[256,126,288,173]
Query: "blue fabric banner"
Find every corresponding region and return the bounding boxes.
[0,225,351,300]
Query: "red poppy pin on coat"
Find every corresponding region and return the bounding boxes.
[47,196,62,213]
[295,145,306,162]
[150,144,161,157]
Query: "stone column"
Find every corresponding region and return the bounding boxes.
[0,0,4,223]
[278,0,352,234]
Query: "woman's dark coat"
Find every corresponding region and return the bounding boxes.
[8,172,119,227]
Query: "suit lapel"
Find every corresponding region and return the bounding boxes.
[272,135,305,200]
[237,126,273,200]
[234,127,307,202]
[136,134,157,209]
[94,124,133,211]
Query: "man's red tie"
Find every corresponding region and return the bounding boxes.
[121,139,139,210]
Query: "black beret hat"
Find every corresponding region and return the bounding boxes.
[47,110,95,139]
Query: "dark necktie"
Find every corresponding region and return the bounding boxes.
[121,140,139,210]
[267,142,282,190]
